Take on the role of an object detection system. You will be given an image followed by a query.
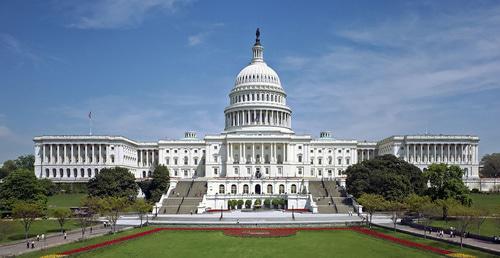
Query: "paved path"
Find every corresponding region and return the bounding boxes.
[374,222,500,255]
[0,224,129,257]
[118,211,393,226]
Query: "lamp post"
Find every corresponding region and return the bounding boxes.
[220,205,223,221]
[292,205,295,221]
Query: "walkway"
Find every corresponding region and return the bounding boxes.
[374,222,500,255]
[118,211,393,226]
[0,224,129,257]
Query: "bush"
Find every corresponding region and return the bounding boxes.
[254,199,261,209]
[471,188,480,193]
[271,198,280,208]
[245,200,252,209]
[264,198,271,208]
[237,200,244,209]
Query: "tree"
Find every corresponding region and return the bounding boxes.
[87,167,138,199]
[14,155,35,171]
[357,193,388,228]
[404,194,432,223]
[346,155,426,201]
[12,202,44,242]
[421,201,440,239]
[77,196,100,239]
[0,168,47,211]
[51,208,72,233]
[387,201,407,231]
[264,198,271,208]
[424,163,472,219]
[98,197,129,233]
[245,200,252,209]
[139,165,170,202]
[435,198,460,220]
[473,208,490,236]
[449,205,478,248]
[480,153,500,178]
[0,160,16,179]
[237,199,244,209]
[133,199,152,227]
[39,178,56,196]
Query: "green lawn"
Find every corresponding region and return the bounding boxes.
[47,193,86,209]
[430,218,499,237]
[18,227,497,258]
[471,193,500,214]
[0,219,82,243]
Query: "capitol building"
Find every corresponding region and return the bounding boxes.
[33,30,481,212]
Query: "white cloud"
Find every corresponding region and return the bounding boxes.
[281,6,500,143]
[0,125,12,138]
[187,23,224,47]
[66,0,187,29]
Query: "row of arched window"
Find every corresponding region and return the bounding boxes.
[218,184,297,194]
[230,92,284,104]
[44,168,99,178]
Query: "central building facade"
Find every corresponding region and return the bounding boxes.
[33,31,480,212]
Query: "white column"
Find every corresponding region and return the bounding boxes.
[252,143,255,163]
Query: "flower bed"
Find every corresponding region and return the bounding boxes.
[352,227,454,255]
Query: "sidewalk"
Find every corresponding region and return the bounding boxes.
[0,224,129,257]
[374,222,500,255]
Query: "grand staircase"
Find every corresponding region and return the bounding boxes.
[160,180,207,214]
[309,180,353,214]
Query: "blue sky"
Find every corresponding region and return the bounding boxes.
[1,0,500,162]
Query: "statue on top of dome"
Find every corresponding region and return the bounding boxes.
[255,28,261,45]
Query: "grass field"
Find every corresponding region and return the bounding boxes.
[47,193,86,209]
[18,227,498,258]
[471,193,500,214]
[0,219,82,243]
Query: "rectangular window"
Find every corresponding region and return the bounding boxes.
[298,167,303,175]
[234,167,239,174]
[278,167,282,175]
[338,158,342,165]
[346,158,350,165]
[265,167,269,174]
[214,168,218,175]
[247,167,251,175]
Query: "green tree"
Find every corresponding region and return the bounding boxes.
[98,196,129,233]
[139,165,170,202]
[245,200,252,209]
[448,204,479,248]
[0,168,47,210]
[51,208,72,233]
[424,163,472,218]
[87,167,138,199]
[14,155,35,171]
[404,194,432,223]
[421,201,440,239]
[387,201,407,231]
[357,193,388,228]
[254,199,261,208]
[77,196,100,239]
[237,199,244,209]
[346,155,426,201]
[12,202,44,242]
[480,153,500,178]
[39,178,57,196]
[435,198,460,220]
[0,160,16,179]
[0,155,35,179]
[133,199,152,227]
[264,198,271,208]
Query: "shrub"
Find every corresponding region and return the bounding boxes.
[271,198,280,208]
[237,200,244,209]
[264,198,271,208]
[254,199,262,208]
[471,188,480,193]
[245,200,252,209]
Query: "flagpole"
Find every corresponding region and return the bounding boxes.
[89,111,92,136]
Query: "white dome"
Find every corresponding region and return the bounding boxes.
[235,62,281,87]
